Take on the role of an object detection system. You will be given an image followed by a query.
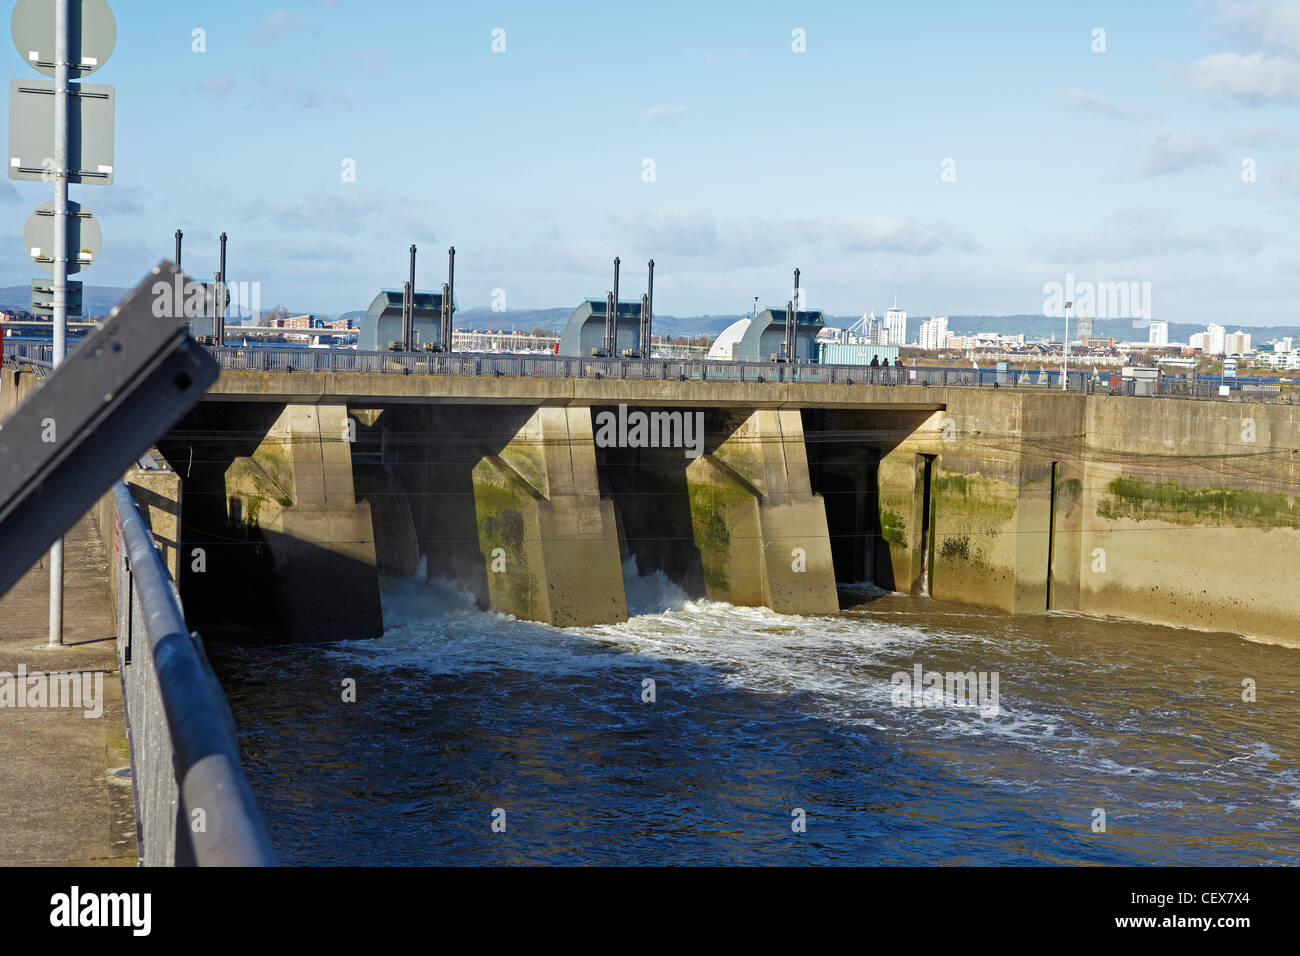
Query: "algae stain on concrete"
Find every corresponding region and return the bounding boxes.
[1098,476,1300,528]
[688,481,750,593]
[933,470,1017,520]
[880,509,907,547]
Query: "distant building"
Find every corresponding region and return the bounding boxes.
[1075,314,1094,340]
[1206,323,1226,355]
[919,316,948,351]
[1148,320,1168,346]
[1224,330,1252,356]
[884,308,907,346]
[699,308,826,362]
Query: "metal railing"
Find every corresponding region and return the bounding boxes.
[202,346,1088,388]
[111,480,277,866]
[5,340,1296,403]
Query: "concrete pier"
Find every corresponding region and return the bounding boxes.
[686,409,839,614]
[472,407,627,626]
[224,403,383,642]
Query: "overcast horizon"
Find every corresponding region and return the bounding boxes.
[5,1,1300,325]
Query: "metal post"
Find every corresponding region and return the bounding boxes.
[174,230,183,269]
[786,267,800,362]
[644,259,654,354]
[639,294,648,356]
[611,257,620,357]
[406,244,416,350]
[785,301,794,362]
[400,285,409,351]
[605,293,615,356]
[48,0,71,647]
[1062,300,1071,391]
[402,281,411,350]
[439,282,449,352]
[445,246,455,352]
[216,232,227,345]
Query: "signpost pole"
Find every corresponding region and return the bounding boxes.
[48,0,70,647]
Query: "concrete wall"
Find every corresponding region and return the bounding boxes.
[873,390,1081,612]
[869,390,1300,646]
[1074,397,1300,642]
[0,365,45,420]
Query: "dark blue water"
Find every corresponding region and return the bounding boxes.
[209,562,1300,865]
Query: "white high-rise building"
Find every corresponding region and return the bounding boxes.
[1148,320,1168,346]
[1206,323,1226,355]
[919,316,949,351]
[885,308,907,346]
[1224,330,1252,355]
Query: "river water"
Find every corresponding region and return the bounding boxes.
[208,561,1300,865]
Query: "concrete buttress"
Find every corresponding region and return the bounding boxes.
[224,404,383,642]
[472,406,628,626]
[686,409,839,614]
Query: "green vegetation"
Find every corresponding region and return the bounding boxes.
[880,508,906,547]
[932,470,1017,520]
[1098,476,1300,528]
[473,480,528,553]
[688,479,754,592]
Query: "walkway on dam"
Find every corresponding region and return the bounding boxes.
[0,512,137,865]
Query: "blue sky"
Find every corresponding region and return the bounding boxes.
[4,0,1300,324]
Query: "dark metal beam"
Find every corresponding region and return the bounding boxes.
[0,262,219,598]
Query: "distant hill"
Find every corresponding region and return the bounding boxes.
[0,283,134,318]
[6,284,1297,344]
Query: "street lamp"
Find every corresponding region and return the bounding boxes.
[1062,300,1073,391]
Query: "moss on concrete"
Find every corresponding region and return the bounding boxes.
[1098,476,1300,528]
[473,481,528,554]
[688,480,754,593]
[880,508,906,547]
[932,469,1018,523]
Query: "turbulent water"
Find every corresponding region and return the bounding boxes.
[208,560,1300,865]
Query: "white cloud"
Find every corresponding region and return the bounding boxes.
[1211,0,1300,57]
[1143,128,1223,176]
[197,76,234,98]
[247,12,319,47]
[1058,88,1157,122]
[645,105,685,123]
[1175,52,1300,105]
[1036,206,1272,262]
